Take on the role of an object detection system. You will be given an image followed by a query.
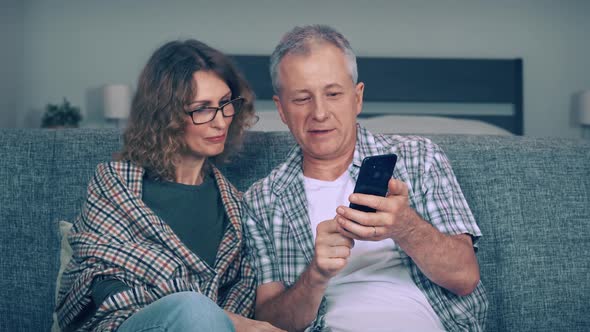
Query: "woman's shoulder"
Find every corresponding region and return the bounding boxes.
[210,165,241,197]
[92,161,145,184]
[94,160,141,173]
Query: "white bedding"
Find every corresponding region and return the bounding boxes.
[251,111,513,136]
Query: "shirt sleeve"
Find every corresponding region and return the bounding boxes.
[90,278,131,309]
[241,196,283,286]
[56,163,184,329]
[419,144,482,247]
[217,240,257,318]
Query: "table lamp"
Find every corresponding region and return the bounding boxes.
[578,90,590,139]
[103,84,132,128]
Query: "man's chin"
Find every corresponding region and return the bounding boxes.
[303,147,340,160]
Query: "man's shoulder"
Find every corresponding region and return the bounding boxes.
[244,159,297,202]
[369,134,451,176]
[374,133,443,156]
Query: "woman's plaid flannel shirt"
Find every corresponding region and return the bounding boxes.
[56,161,256,331]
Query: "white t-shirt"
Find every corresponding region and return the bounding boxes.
[304,171,444,332]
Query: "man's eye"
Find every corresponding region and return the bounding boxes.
[327,92,342,97]
[293,97,310,103]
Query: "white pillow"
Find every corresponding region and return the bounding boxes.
[52,220,73,332]
[250,112,513,135]
[358,115,513,135]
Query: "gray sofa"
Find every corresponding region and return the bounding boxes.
[1,128,589,331]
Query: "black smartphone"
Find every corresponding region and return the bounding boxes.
[349,153,398,213]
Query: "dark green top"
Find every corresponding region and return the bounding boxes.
[90,171,228,309]
[142,172,229,267]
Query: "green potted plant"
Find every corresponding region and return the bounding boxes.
[41,98,82,128]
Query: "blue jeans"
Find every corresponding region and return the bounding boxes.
[117,291,235,332]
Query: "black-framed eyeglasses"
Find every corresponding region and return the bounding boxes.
[185,96,244,125]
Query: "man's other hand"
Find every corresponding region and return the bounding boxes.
[226,311,287,332]
[311,218,355,281]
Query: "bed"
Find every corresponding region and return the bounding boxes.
[230,55,523,136]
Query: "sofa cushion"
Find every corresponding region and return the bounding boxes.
[428,135,590,331]
[218,131,295,191]
[1,129,588,331]
[51,129,124,222]
[0,129,61,331]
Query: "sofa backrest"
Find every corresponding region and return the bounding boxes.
[0,129,588,331]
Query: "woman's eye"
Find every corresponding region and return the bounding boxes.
[219,99,231,106]
[194,107,211,113]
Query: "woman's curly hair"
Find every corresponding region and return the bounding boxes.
[117,39,256,181]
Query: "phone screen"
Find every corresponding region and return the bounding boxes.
[349,153,397,213]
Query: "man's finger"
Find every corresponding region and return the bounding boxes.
[325,231,355,248]
[336,215,375,239]
[336,205,374,226]
[387,178,408,197]
[316,218,340,234]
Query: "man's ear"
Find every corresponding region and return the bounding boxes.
[355,82,365,116]
[273,95,288,125]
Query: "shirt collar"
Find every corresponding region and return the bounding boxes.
[349,124,389,179]
[274,124,387,193]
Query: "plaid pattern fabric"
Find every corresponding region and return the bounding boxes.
[243,125,488,332]
[56,161,255,331]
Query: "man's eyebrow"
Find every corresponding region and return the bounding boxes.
[291,88,311,94]
[291,84,343,94]
[324,83,344,90]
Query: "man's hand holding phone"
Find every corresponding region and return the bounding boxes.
[336,178,418,242]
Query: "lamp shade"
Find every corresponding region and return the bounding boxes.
[103,84,132,119]
[578,90,590,126]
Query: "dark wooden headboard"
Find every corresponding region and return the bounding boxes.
[231,55,523,135]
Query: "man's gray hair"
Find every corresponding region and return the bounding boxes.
[269,24,358,94]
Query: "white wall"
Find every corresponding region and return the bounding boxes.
[11,0,590,137]
[0,0,23,128]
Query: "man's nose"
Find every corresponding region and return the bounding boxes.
[311,97,329,121]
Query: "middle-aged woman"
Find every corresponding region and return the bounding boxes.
[55,39,283,332]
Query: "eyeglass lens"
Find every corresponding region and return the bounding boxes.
[192,99,241,124]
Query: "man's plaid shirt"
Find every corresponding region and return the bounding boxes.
[243,125,488,331]
[56,161,256,331]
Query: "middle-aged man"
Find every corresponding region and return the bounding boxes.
[242,24,488,332]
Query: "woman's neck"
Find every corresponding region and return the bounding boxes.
[174,156,207,185]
